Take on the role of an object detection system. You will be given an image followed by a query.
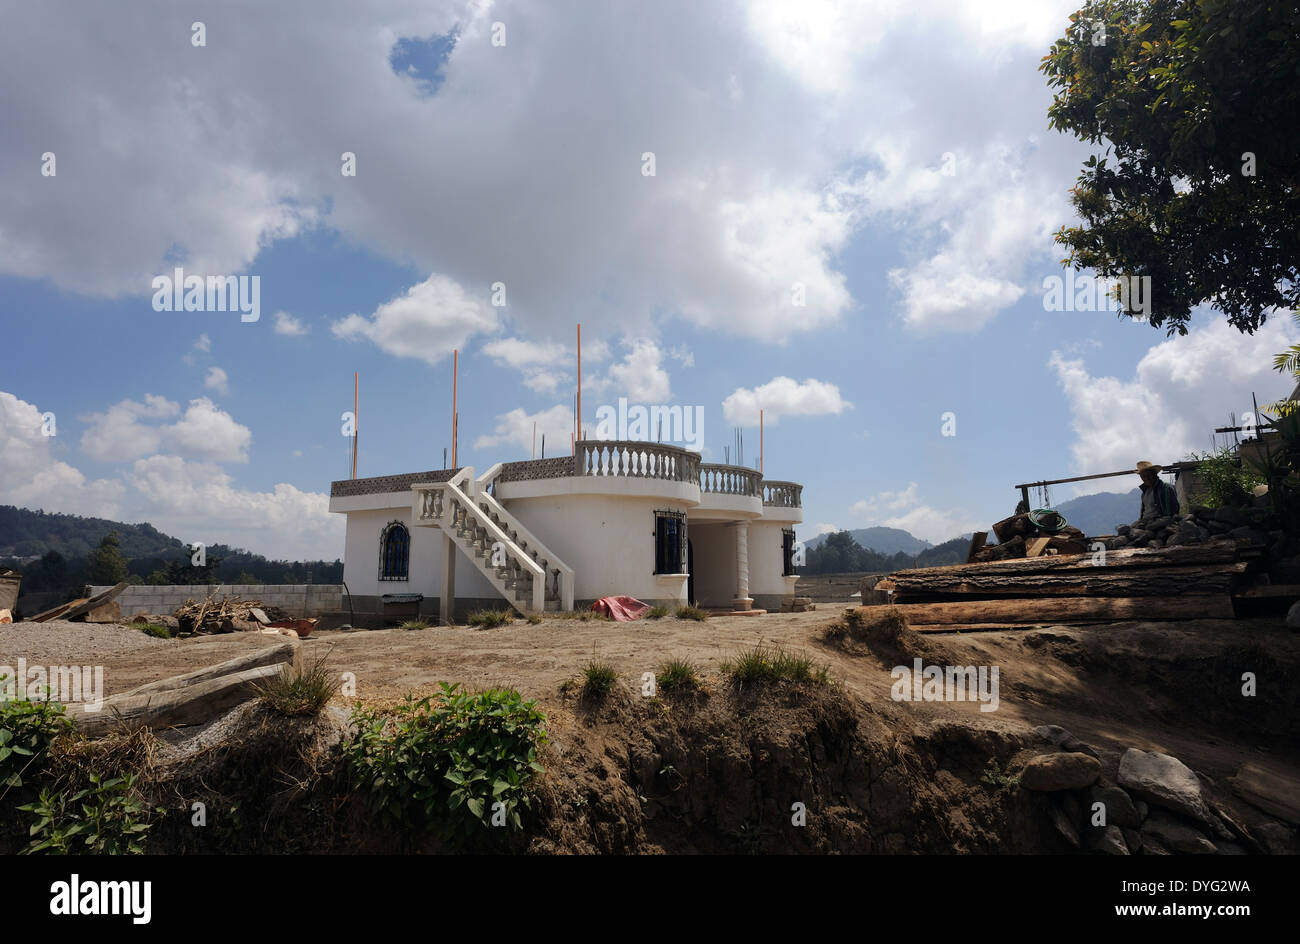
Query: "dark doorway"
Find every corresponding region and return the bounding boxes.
[687,539,695,606]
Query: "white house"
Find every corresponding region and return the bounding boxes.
[328,440,803,623]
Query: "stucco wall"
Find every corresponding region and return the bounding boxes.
[341,504,499,600]
[749,520,795,596]
[502,493,691,605]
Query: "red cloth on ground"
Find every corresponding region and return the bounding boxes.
[590,596,652,621]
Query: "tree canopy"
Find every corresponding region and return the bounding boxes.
[1041,0,1300,335]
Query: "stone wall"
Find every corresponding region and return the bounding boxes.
[90,584,344,618]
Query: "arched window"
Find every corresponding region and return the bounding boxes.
[380,521,410,581]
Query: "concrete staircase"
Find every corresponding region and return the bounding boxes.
[413,467,574,615]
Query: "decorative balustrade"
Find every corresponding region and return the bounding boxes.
[572,440,700,483]
[762,481,803,508]
[699,463,762,498]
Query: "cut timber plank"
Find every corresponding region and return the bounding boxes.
[121,641,299,697]
[965,531,987,564]
[886,563,1246,598]
[27,597,88,623]
[70,663,285,739]
[857,594,1234,625]
[1234,584,1300,599]
[892,541,1243,579]
[910,623,1057,634]
[1025,537,1052,558]
[31,582,129,623]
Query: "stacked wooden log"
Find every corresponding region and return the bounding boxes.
[866,540,1260,632]
[173,594,287,634]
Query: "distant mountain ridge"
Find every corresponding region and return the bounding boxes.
[805,526,932,556]
[806,488,1143,558]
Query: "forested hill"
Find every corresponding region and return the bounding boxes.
[0,504,341,594]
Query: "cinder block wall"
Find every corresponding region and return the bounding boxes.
[89,585,344,618]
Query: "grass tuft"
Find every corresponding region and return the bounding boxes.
[674,605,709,622]
[721,644,828,686]
[467,609,514,629]
[655,657,699,693]
[644,605,670,620]
[137,623,173,639]
[580,660,618,700]
[400,619,430,631]
[257,656,338,717]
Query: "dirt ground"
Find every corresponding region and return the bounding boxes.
[6,606,1297,787]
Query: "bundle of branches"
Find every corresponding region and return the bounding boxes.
[173,594,287,634]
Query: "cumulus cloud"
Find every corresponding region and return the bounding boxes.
[722,376,851,426]
[80,395,250,464]
[473,404,575,457]
[591,339,672,404]
[125,455,342,558]
[0,0,1086,344]
[850,481,981,544]
[204,366,230,396]
[1049,318,1300,488]
[1,392,125,518]
[332,274,498,367]
[273,311,310,336]
[3,390,338,559]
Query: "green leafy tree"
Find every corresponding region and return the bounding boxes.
[1041,0,1300,335]
[85,532,128,585]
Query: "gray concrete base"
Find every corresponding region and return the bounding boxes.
[751,594,795,613]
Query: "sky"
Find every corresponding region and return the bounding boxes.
[1,0,1296,560]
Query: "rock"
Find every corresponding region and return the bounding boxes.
[1090,785,1142,828]
[1119,749,1211,822]
[1228,526,1270,545]
[1086,824,1130,855]
[1284,601,1300,629]
[1048,804,1080,848]
[1030,724,1095,755]
[1253,821,1297,855]
[1206,519,1230,534]
[1121,827,1143,853]
[1021,752,1103,792]
[1141,811,1217,854]
[1135,799,1148,820]
[1149,516,1174,531]
[1116,525,1131,536]
[1212,506,1247,526]
[1228,763,1300,824]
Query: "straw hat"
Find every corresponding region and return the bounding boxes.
[1135,460,1163,474]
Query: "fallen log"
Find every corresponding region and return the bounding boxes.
[882,563,1246,598]
[71,663,285,738]
[856,594,1235,626]
[119,641,299,697]
[886,541,1243,580]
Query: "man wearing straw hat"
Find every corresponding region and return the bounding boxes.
[1136,460,1179,520]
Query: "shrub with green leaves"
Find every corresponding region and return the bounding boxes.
[19,771,152,855]
[344,683,547,845]
[0,683,71,792]
[1188,447,1264,508]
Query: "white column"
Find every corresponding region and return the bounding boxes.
[440,532,457,625]
[731,520,753,611]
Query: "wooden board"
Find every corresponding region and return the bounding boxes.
[1025,537,1052,558]
[29,581,129,623]
[71,664,286,739]
[120,641,299,697]
[856,594,1234,625]
[885,563,1246,598]
[1233,584,1300,599]
[892,541,1243,579]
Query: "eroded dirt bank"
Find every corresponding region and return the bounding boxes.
[3,610,1297,853]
